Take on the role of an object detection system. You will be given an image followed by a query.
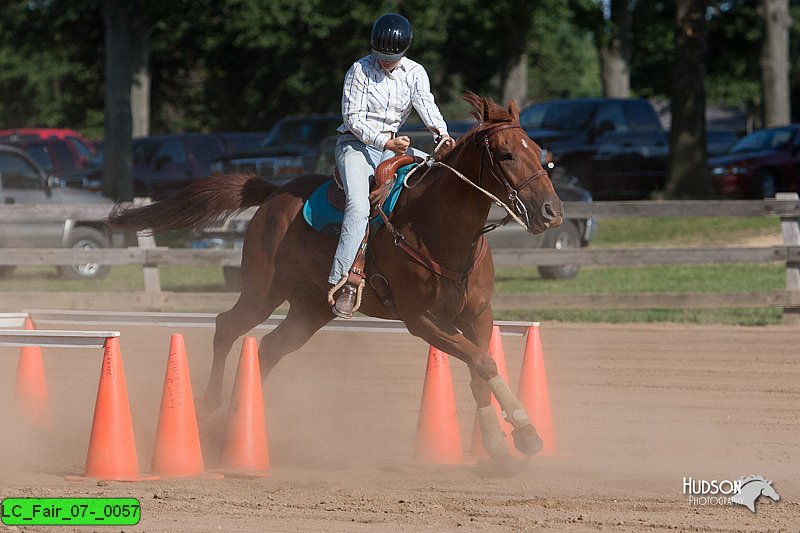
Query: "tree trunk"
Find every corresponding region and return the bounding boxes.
[103,0,149,201]
[666,0,710,198]
[501,52,528,107]
[600,0,631,98]
[131,29,151,138]
[761,0,790,127]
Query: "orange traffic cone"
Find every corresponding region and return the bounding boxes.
[14,317,50,428]
[517,324,556,455]
[218,337,270,477]
[67,337,156,481]
[413,346,463,464]
[151,334,220,478]
[468,325,514,457]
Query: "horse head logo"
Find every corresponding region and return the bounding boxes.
[729,475,780,513]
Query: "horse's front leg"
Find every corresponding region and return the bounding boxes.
[404,311,543,457]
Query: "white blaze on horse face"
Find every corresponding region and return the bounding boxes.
[521,139,529,149]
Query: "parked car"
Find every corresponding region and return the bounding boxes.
[706,129,739,157]
[130,132,270,199]
[708,124,800,198]
[0,128,96,158]
[520,98,669,200]
[212,114,342,181]
[0,137,99,177]
[0,144,122,279]
[191,127,597,288]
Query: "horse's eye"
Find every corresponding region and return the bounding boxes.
[497,152,514,161]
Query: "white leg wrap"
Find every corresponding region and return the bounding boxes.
[487,375,530,429]
[476,406,508,458]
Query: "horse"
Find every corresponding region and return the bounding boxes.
[108,93,564,464]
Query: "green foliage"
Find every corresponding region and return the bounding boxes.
[1,0,799,135]
[0,0,104,136]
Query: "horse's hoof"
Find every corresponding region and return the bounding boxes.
[512,424,543,456]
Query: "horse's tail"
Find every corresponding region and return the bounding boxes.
[107,173,278,232]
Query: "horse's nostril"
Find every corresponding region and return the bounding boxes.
[542,202,556,221]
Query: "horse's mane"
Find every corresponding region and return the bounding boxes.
[454,92,517,149]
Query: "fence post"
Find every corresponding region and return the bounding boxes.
[131,198,161,294]
[776,192,800,325]
[136,230,161,294]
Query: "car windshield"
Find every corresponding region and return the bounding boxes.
[520,102,597,130]
[728,127,795,154]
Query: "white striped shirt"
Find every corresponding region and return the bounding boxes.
[337,55,448,150]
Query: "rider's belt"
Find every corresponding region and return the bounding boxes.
[338,131,395,138]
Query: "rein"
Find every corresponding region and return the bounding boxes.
[375,122,544,283]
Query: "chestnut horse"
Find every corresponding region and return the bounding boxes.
[108,94,564,462]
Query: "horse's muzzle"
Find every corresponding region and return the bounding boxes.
[524,195,563,234]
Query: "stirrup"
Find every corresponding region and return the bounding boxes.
[332,285,357,319]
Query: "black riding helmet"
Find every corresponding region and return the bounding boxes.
[371,13,412,62]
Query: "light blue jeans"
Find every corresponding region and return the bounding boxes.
[328,134,426,284]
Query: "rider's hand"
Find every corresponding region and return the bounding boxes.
[386,135,411,155]
[439,134,454,148]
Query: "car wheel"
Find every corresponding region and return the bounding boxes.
[537,222,582,280]
[753,170,778,199]
[223,266,242,291]
[0,266,15,278]
[58,227,111,280]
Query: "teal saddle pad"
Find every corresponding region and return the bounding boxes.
[302,164,416,236]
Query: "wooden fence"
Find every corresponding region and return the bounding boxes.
[1,195,798,323]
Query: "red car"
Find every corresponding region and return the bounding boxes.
[708,124,800,198]
[0,128,97,175]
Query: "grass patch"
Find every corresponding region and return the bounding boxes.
[593,216,780,247]
[0,265,225,292]
[495,264,784,294]
[492,264,785,326]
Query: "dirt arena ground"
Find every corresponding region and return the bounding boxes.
[1,321,798,531]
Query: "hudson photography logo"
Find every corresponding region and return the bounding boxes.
[683,475,780,513]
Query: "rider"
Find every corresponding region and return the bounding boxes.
[329,12,454,318]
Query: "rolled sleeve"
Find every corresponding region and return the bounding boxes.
[410,66,448,138]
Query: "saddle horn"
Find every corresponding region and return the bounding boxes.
[374,155,420,187]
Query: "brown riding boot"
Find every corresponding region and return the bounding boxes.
[332,284,358,319]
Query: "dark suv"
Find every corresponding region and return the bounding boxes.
[212,114,342,181]
[131,132,270,199]
[520,98,669,200]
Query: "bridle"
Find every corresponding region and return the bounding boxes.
[410,122,549,232]
[472,122,549,230]
[375,122,549,284]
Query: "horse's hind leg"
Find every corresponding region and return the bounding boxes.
[257,282,334,378]
[199,265,293,416]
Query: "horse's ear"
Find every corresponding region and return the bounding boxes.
[508,100,520,122]
[482,97,490,123]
